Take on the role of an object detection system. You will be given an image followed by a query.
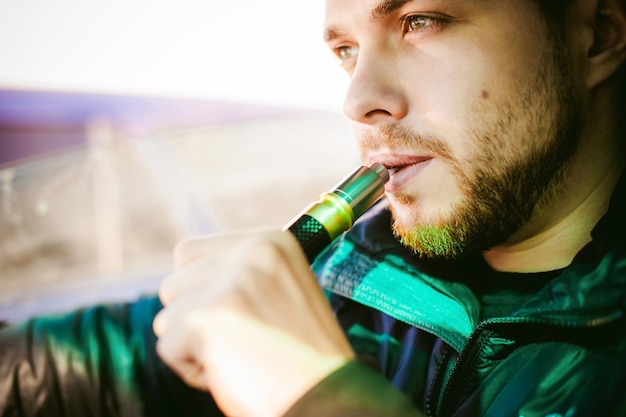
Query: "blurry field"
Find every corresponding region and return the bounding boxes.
[0,113,359,321]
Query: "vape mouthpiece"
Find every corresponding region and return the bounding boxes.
[284,163,389,263]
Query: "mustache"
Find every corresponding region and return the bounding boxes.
[359,124,453,160]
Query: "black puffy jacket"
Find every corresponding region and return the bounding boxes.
[2,176,626,417]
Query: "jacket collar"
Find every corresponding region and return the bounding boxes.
[315,172,626,348]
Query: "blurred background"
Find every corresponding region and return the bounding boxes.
[0,0,359,322]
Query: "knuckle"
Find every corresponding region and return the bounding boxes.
[154,337,173,366]
[152,310,167,336]
[173,236,203,267]
[244,236,286,265]
[157,281,173,305]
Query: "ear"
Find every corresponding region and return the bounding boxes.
[586,0,626,88]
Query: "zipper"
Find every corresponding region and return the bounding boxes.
[434,310,624,417]
[424,343,454,417]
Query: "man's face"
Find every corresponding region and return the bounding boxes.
[324,0,582,258]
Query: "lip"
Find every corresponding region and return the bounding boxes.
[370,154,434,193]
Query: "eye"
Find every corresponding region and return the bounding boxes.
[403,15,437,33]
[335,45,358,62]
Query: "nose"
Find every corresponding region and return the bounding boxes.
[343,50,409,125]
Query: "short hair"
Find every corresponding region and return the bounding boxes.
[535,0,625,122]
[535,0,572,23]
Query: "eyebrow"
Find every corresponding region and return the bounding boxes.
[323,26,344,43]
[371,0,410,20]
[323,0,411,42]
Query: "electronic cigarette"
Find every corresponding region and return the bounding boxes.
[284,163,389,263]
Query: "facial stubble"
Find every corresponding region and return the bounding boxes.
[382,35,582,259]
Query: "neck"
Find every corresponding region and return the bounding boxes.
[482,167,621,272]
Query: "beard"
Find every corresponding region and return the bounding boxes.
[361,32,583,259]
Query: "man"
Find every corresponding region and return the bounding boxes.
[154,0,626,416]
[1,0,625,416]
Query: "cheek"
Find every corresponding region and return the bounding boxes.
[405,55,474,122]
[400,45,492,142]
[409,46,542,162]
[405,27,545,120]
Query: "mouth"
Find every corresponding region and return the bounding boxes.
[386,164,417,176]
[373,155,434,192]
[380,156,433,174]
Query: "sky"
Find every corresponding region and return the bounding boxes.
[0,0,349,112]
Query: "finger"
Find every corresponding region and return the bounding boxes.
[250,231,356,356]
[159,252,236,306]
[152,306,177,337]
[173,227,279,269]
[173,235,223,269]
[264,230,335,312]
[155,314,210,390]
[156,268,239,336]
[162,229,302,306]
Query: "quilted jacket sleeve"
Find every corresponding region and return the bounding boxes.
[0,295,422,417]
[0,295,221,417]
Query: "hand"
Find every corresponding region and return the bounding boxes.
[153,228,355,417]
